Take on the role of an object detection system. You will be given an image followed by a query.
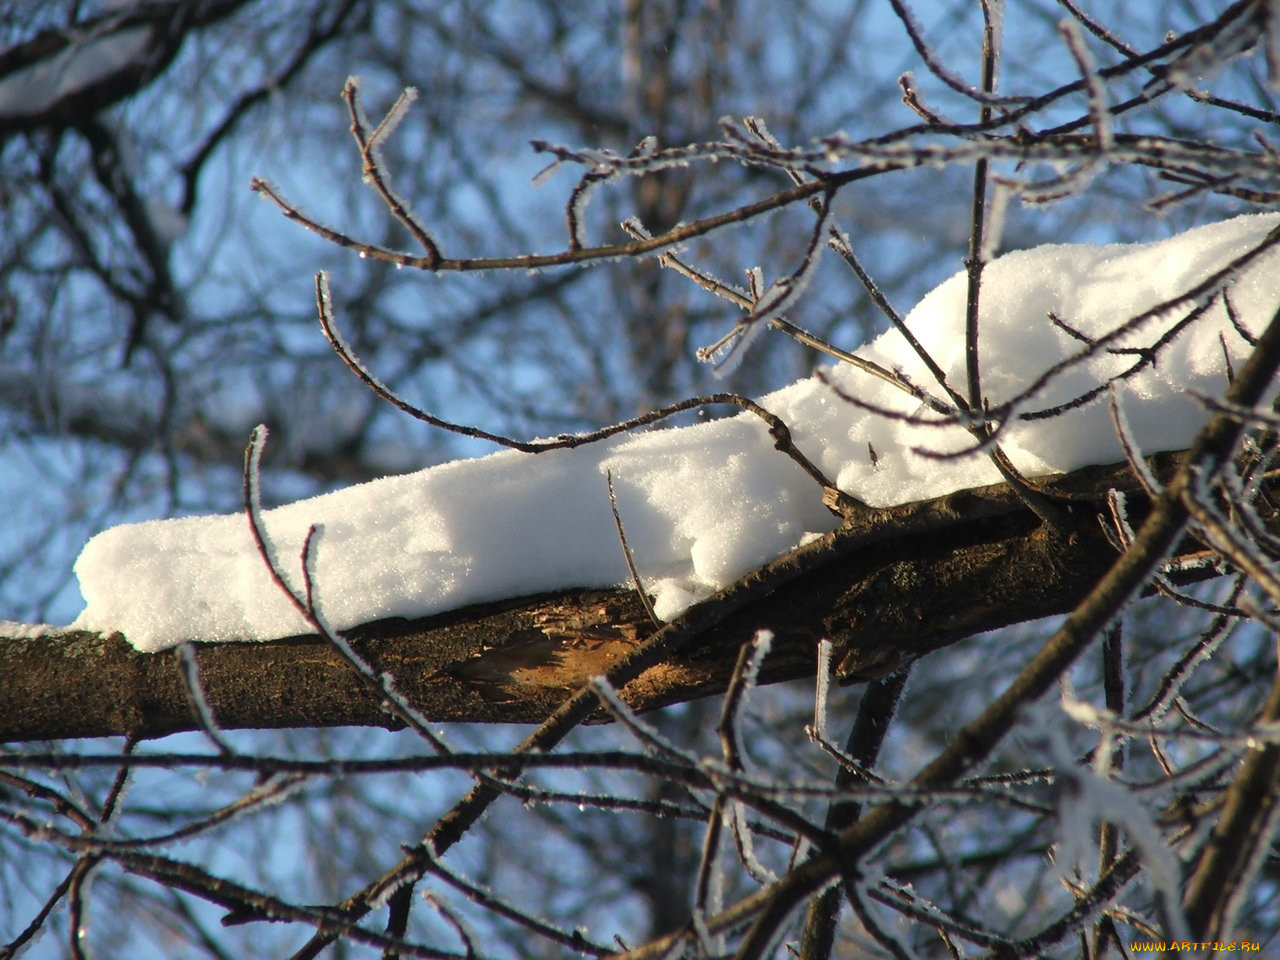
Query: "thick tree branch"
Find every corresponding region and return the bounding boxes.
[1180,650,1280,941]
[1,453,1244,743]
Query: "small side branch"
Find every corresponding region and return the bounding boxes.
[341,79,441,265]
[316,272,864,514]
[606,470,660,628]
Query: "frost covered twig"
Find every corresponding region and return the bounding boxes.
[826,229,959,415]
[341,79,440,264]
[619,216,893,384]
[695,190,835,371]
[694,632,772,920]
[418,844,614,957]
[241,426,452,755]
[798,663,911,960]
[823,228,1280,469]
[963,0,1002,418]
[418,891,477,959]
[1014,231,1280,421]
[1059,18,1113,154]
[884,0,1026,109]
[723,299,1280,960]
[316,271,863,513]
[606,469,659,628]
[256,27,1280,286]
[590,675,701,767]
[174,642,233,755]
[250,171,831,272]
[1184,481,1280,607]
[0,816,421,957]
[1107,384,1162,498]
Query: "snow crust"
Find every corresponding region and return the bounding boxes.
[0,621,56,640]
[69,214,1280,652]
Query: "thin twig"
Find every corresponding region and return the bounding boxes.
[341,80,440,264]
[174,642,234,755]
[606,469,659,628]
[252,173,835,273]
[798,664,913,960]
[722,300,1280,960]
[419,847,613,957]
[619,216,886,379]
[316,272,856,507]
[694,634,774,915]
[963,0,1000,416]
[241,426,452,755]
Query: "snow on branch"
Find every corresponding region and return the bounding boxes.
[67,214,1280,653]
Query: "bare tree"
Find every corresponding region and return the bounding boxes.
[4,1,1280,958]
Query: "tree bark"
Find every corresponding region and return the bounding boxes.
[0,453,1230,742]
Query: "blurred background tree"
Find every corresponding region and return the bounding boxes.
[2,1,1278,957]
